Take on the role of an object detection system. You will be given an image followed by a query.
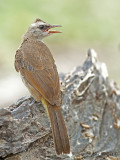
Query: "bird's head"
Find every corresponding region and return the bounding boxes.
[23,18,62,41]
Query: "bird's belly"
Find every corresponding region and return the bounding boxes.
[20,73,42,101]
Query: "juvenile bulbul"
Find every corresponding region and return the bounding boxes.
[15,18,70,155]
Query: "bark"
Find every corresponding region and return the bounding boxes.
[0,49,120,160]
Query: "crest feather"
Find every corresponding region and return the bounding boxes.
[34,18,45,23]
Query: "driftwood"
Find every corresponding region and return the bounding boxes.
[0,49,120,160]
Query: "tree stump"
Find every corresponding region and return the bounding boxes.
[0,49,120,160]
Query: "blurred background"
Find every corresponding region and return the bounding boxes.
[0,0,120,107]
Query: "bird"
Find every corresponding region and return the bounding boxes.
[15,18,70,155]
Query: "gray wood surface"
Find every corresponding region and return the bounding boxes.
[0,49,120,160]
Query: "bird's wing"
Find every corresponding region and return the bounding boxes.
[15,39,61,106]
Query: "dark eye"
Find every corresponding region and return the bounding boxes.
[39,25,44,29]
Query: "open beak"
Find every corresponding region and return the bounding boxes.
[46,25,62,34]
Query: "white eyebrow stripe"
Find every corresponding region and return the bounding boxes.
[38,22,45,25]
[31,23,36,27]
[31,22,45,27]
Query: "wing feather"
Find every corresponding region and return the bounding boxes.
[15,39,61,106]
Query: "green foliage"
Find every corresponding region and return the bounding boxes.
[0,0,120,44]
[0,0,120,83]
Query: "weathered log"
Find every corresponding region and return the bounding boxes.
[0,49,120,160]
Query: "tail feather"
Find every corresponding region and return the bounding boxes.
[50,107,63,154]
[55,109,70,153]
[47,104,70,155]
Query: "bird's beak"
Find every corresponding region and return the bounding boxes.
[46,25,62,34]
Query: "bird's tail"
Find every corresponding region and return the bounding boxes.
[42,99,70,155]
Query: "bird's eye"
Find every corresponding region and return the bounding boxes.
[39,25,44,29]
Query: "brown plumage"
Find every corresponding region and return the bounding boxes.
[15,19,70,155]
